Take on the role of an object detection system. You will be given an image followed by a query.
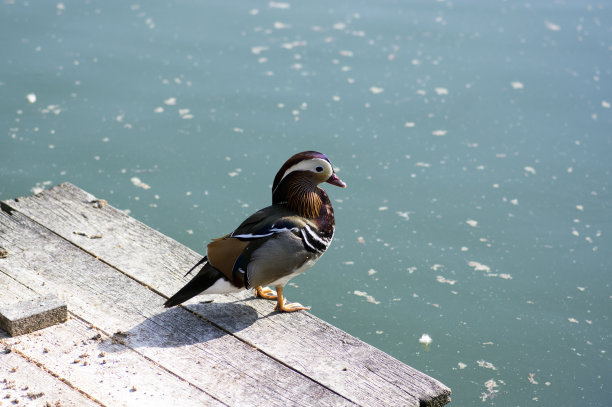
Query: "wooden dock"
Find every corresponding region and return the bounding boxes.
[0,183,450,406]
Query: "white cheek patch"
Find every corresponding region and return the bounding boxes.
[279,158,332,184]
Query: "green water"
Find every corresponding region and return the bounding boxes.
[2,1,611,405]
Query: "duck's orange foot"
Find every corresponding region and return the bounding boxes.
[274,300,310,312]
[255,286,277,300]
[273,285,309,312]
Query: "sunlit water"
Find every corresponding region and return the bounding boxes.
[2,1,611,405]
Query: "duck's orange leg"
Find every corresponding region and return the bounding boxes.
[273,286,310,312]
[255,286,277,300]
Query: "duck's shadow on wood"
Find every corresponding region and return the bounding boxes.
[102,300,259,352]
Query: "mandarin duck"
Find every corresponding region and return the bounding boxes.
[164,151,346,312]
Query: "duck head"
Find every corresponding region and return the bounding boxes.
[272,151,346,216]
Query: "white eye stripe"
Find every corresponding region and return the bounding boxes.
[279,158,332,184]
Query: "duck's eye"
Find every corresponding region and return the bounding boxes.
[315,166,324,172]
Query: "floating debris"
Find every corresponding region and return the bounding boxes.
[511,81,524,90]
[436,276,456,285]
[396,211,410,221]
[466,219,478,228]
[269,1,290,9]
[273,21,291,29]
[178,108,193,119]
[41,104,61,115]
[369,86,384,94]
[130,177,151,190]
[487,273,512,280]
[544,20,561,31]
[468,261,491,273]
[481,379,500,401]
[524,166,536,175]
[26,93,37,104]
[281,41,307,50]
[477,360,497,370]
[353,290,380,305]
[251,46,269,55]
[419,333,432,347]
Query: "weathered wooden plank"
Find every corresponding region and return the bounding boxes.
[0,269,222,407]
[2,317,225,407]
[0,274,101,407]
[3,183,451,406]
[0,207,353,406]
[0,341,102,407]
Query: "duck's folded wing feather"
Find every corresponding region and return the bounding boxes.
[206,207,304,281]
[230,206,306,238]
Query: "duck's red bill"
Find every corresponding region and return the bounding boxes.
[326,173,347,188]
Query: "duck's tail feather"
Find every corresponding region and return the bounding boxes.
[164,261,224,308]
[184,256,208,277]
